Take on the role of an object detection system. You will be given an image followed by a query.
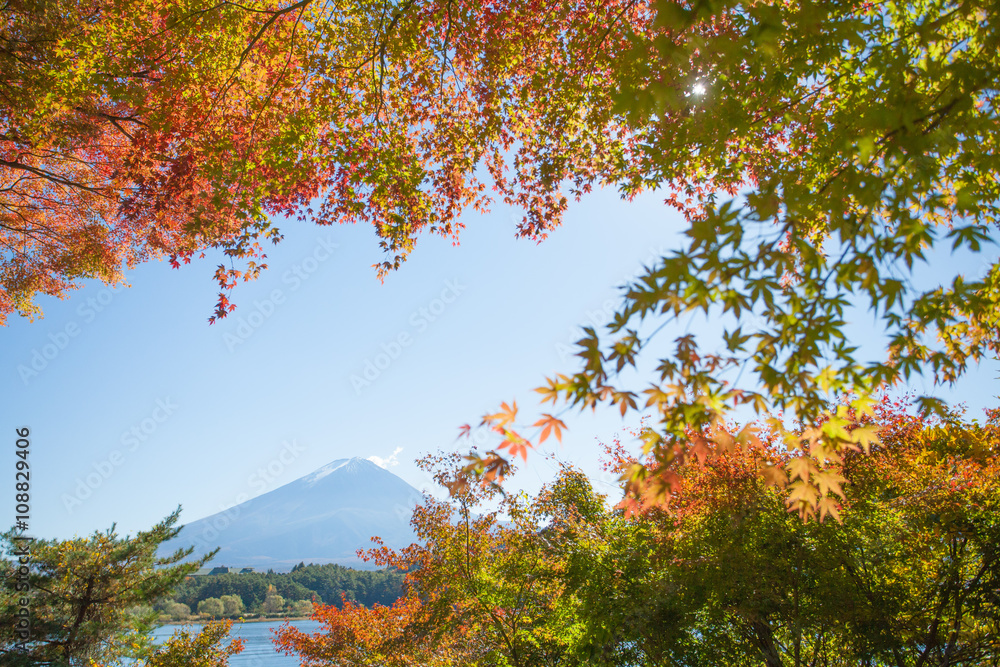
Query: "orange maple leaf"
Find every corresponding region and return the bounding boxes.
[498,430,531,461]
[482,400,518,428]
[533,413,567,445]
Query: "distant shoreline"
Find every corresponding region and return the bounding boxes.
[159,616,315,627]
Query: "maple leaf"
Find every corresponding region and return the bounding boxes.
[813,470,847,500]
[735,423,762,449]
[815,496,842,523]
[760,463,789,488]
[483,401,518,429]
[785,480,819,519]
[497,430,532,461]
[445,476,470,497]
[533,414,567,445]
[480,454,513,486]
[689,437,711,465]
[787,456,816,483]
[712,426,737,455]
[850,425,880,454]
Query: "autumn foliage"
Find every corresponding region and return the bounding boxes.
[278,399,1000,666]
[598,397,1000,666]
[276,452,583,667]
[5,0,999,517]
[274,595,448,667]
[1,0,314,321]
[2,0,668,322]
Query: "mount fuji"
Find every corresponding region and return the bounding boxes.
[164,457,424,571]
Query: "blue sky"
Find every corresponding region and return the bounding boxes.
[2,188,997,541]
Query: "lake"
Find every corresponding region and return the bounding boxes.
[152,619,322,666]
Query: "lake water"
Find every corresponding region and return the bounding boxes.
[152,619,322,666]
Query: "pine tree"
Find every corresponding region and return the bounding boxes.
[0,508,239,666]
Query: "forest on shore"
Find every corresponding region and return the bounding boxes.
[155,563,404,621]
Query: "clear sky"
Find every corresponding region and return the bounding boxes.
[2,188,997,541]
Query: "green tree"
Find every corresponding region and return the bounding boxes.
[290,600,313,617]
[219,594,244,618]
[563,401,1000,666]
[167,565,404,611]
[197,597,225,618]
[161,602,192,623]
[262,594,285,615]
[0,508,240,666]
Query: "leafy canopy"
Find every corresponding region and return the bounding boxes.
[442,0,1000,515]
[0,0,312,321]
[577,398,1000,666]
[4,0,999,512]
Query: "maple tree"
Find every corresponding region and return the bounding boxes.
[278,400,1000,666]
[441,0,1000,516]
[5,0,999,510]
[0,508,243,666]
[274,452,583,667]
[2,0,642,322]
[568,398,1000,666]
[0,0,320,322]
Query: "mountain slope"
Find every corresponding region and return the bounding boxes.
[165,457,423,571]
